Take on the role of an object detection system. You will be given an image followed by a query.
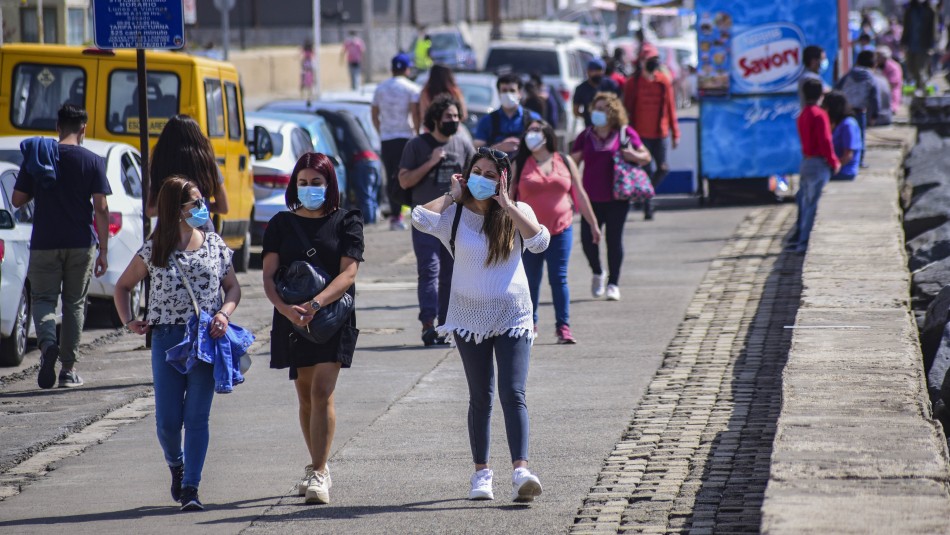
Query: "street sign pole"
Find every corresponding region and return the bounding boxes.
[222,5,230,60]
[136,49,151,244]
[313,0,321,98]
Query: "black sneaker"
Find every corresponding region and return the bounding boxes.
[421,327,440,347]
[58,369,84,388]
[180,485,204,511]
[37,344,59,389]
[169,464,184,502]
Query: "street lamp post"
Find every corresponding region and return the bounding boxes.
[313,0,321,98]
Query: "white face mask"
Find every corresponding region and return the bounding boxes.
[525,131,545,151]
[500,91,520,109]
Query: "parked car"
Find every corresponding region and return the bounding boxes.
[484,38,601,148]
[409,27,478,71]
[265,98,382,154]
[245,114,317,244]
[0,161,34,366]
[0,136,146,328]
[257,102,385,219]
[414,70,499,137]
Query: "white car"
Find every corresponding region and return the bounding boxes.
[0,162,34,366]
[245,114,314,243]
[484,38,601,149]
[0,137,146,329]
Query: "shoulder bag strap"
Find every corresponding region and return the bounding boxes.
[449,204,464,257]
[171,254,201,318]
[286,213,318,260]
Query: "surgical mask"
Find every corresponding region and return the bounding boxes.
[184,202,210,229]
[525,131,545,151]
[298,185,327,211]
[438,120,459,136]
[590,110,608,127]
[500,91,520,109]
[820,57,830,73]
[467,173,498,200]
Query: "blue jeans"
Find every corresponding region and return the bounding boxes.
[454,332,532,464]
[855,109,867,166]
[412,227,453,326]
[793,157,832,252]
[523,226,572,328]
[352,160,381,224]
[151,324,216,488]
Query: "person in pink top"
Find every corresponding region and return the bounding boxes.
[875,48,902,114]
[341,30,366,90]
[511,120,600,344]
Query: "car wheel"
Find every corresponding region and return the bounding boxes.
[109,280,144,328]
[233,228,252,273]
[0,287,30,367]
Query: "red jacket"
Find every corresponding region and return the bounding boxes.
[622,70,680,141]
[797,105,840,171]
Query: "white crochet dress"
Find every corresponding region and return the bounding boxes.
[411,202,551,344]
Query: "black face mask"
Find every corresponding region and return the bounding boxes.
[589,74,604,85]
[645,58,660,73]
[438,121,459,136]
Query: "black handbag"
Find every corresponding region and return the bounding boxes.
[275,213,355,345]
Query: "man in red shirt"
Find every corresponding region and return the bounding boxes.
[623,43,680,220]
[790,78,841,253]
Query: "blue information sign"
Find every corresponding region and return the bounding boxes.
[93,0,185,50]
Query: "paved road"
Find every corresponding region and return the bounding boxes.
[0,200,752,534]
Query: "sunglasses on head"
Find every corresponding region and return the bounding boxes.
[477,146,509,161]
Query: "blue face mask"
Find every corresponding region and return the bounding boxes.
[467,173,498,201]
[590,110,608,127]
[184,200,210,229]
[298,185,327,211]
[820,57,829,74]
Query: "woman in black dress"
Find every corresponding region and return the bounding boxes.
[261,152,364,505]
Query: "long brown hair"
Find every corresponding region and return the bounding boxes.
[150,176,198,268]
[150,115,219,202]
[459,153,515,266]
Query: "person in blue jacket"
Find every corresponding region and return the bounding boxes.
[114,175,242,512]
[822,90,863,181]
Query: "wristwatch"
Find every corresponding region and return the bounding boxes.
[310,299,322,312]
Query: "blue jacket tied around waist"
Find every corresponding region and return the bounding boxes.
[19,137,59,189]
[165,309,256,394]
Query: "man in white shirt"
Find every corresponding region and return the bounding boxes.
[372,53,420,230]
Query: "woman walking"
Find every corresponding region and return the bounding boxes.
[411,148,550,502]
[511,119,600,343]
[417,64,468,132]
[261,152,364,505]
[822,90,863,181]
[570,92,651,302]
[148,115,229,230]
[114,176,241,511]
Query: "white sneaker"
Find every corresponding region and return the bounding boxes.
[297,464,314,496]
[304,466,332,504]
[469,468,494,500]
[591,273,606,298]
[605,284,621,301]
[511,467,542,502]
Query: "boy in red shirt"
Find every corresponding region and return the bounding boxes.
[790,78,841,253]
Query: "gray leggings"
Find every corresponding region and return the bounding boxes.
[454,331,532,464]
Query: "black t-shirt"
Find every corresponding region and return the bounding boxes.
[262,209,365,297]
[573,78,622,127]
[14,144,111,250]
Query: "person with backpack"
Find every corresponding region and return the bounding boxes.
[411,147,549,503]
[511,119,599,344]
[835,50,881,168]
[398,95,475,346]
[622,43,679,220]
[473,73,541,159]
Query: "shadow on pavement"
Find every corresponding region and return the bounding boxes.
[687,249,804,531]
[0,381,153,397]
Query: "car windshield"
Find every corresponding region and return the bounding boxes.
[458,83,494,108]
[430,33,460,50]
[486,49,559,76]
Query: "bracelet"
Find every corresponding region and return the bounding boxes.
[124,319,135,330]
[216,309,231,320]
[446,191,457,203]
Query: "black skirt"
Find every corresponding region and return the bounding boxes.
[269,307,359,380]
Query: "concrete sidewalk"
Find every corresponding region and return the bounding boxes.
[0,202,752,534]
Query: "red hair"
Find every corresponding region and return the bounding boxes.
[285,152,341,211]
